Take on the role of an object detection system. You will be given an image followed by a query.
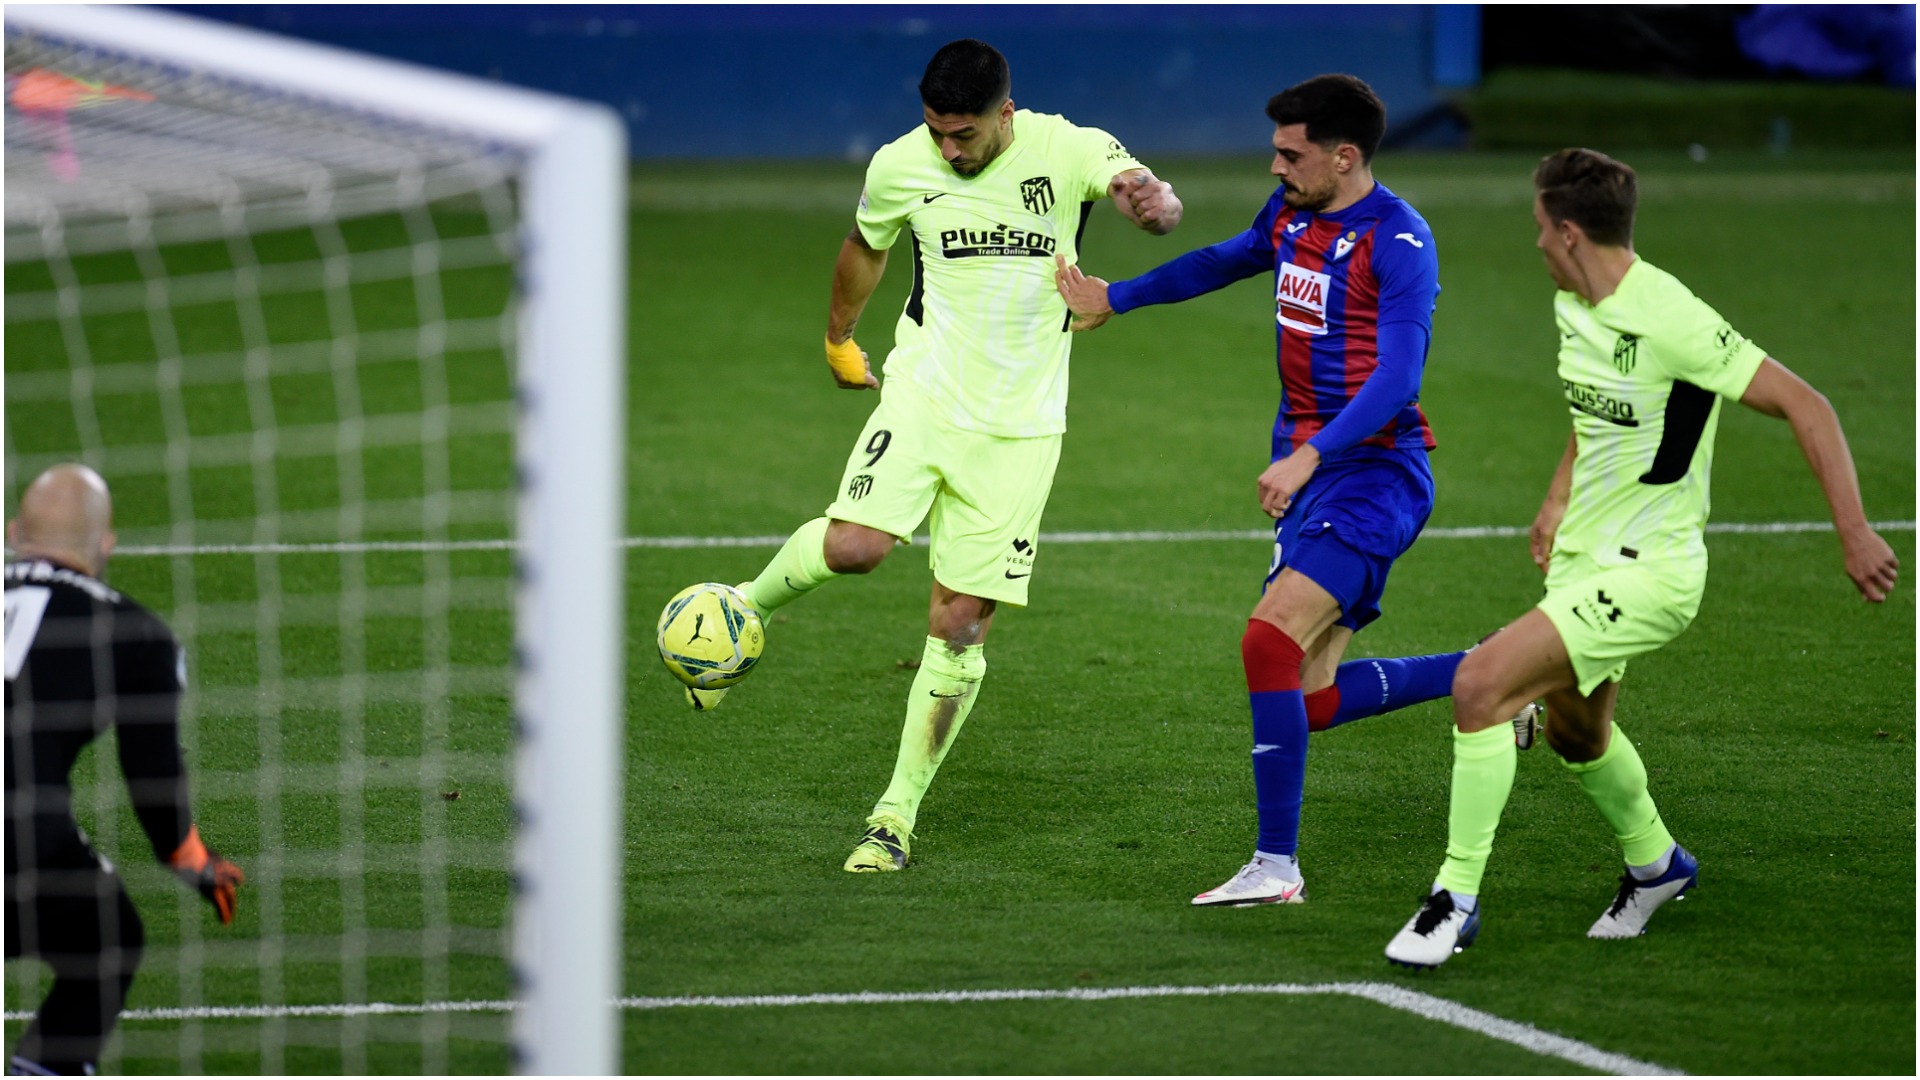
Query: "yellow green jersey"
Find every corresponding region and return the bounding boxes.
[1553,258,1769,569]
[855,109,1144,437]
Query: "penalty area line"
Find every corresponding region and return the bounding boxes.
[106,519,1918,557]
[2,982,1682,1075]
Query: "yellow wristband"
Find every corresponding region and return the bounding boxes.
[824,335,867,383]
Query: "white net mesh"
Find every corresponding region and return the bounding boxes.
[7,24,529,1073]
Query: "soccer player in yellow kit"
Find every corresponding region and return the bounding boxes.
[1384,148,1899,967]
[690,39,1184,871]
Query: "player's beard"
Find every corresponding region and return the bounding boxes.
[947,131,1008,178]
[1281,177,1337,211]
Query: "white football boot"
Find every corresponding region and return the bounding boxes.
[1512,701,1544,750]
[1588,845,1698,939]
[1385,889,1481,968]
[1191,857,1306,906]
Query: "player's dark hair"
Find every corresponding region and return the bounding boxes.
[919,39,1011,117]
[1265,74,1387,163]
[1534,148,1637,246]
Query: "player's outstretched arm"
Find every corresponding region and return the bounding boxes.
[1108,168,1182,235]
[1530,430,1577,572]
[825,229,888,390]
[1739,357,1899,601]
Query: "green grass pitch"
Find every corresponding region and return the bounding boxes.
[5,150,1914,1074]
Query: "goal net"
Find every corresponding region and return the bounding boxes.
[4,6,623,1073]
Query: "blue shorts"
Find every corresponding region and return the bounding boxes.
[1262,447,1435,632]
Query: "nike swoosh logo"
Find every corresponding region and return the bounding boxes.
[1394,232,1425,248]
[784,576,802,589]
[1004,570,1032,579]
[1252,743,1280,754]
[929,689,967,698]
[923,193,947,203]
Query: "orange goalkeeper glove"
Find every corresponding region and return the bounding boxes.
[824,335,877,389]
[169,825,245,925]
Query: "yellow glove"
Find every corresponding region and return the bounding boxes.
[824,335,872,387]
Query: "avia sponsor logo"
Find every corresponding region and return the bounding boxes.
[1275,261,1331,336]
[939,224,1057,258]
[1562,379,1639,427]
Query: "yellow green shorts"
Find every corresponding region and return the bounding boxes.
[1538,549,1706,696]
[823,381,1062,607]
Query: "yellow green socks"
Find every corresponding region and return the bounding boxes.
[1433,719,1675,898]
[1563,722,1675,867]
[1436,724,1518,896]
[741,517,835,614]
[871,636,987,831]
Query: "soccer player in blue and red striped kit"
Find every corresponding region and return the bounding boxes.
[1057,74,1534,907]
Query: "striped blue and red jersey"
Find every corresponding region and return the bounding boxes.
[1106,181,1439,462]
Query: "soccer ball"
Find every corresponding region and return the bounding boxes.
[657,583,765,690]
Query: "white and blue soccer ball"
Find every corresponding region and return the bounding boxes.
[656,582,764,690]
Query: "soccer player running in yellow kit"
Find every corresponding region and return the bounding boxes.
[687,39,1184,871]
[1383,149,1900,968]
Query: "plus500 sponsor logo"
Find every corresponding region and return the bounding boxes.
[939,225,1056,257]
[1562,379,1638,426]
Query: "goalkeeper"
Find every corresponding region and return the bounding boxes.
[687,39,1183,872]
[6,465,244,1075]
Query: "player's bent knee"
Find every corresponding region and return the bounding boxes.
[823,521,893,574]
[932,597,994,650]
[1449,652,1506,732]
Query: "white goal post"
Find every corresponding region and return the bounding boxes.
[3,6,625,1074]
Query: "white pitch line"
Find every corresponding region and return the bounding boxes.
[106,519,1918,557]
[1,982,1680,1075]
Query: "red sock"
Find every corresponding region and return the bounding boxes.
[1241,619,1304,690]
[1304,686,1341,732]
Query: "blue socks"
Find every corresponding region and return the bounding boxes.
[1240,627,1468,857]
[1306,651,1465,732]
[1242,620,1309,858]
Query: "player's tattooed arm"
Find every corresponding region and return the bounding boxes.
[1739,357,1899,601]
[1108,168,1183,235]
[825,228,887,389]
[1530,430,1577,572]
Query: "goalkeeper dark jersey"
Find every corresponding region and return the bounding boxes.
[4,558,192,874]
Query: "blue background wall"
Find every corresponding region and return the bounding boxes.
[172,5,1479,159]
